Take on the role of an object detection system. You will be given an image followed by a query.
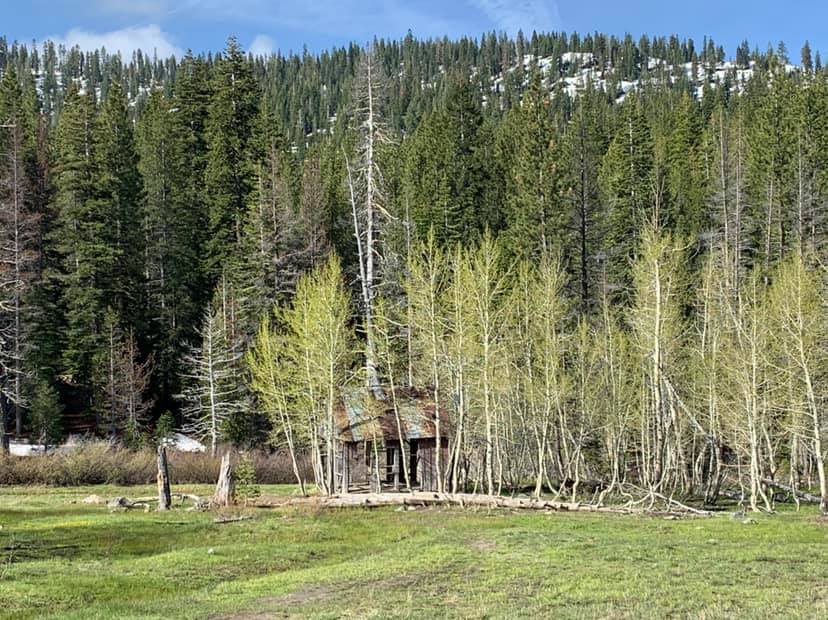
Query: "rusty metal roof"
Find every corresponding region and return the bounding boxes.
[335,387,451,442]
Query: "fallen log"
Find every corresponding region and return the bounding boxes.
[105,493,207,512]
[762,479,822,504]
[254,491,711,517]
[107,497,151,512]
[214,514,254,524]
[174,493,209,511]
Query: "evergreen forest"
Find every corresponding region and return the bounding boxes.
[2,31,828,512]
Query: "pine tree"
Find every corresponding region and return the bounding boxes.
[503,67,565,261]
[52,86,108,391]
[801,41,813,74]
[95,80,145,333]
[237,99,319,338]
[665,92,706,239]
[563,85,607,311]
[744,71,796,276]
[140,59,211,409]
[28,377,62,450]
[599,95,654,293]
[204,37,259,281]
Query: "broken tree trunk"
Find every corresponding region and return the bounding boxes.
[213,452,235,507]
[157,445,172,511]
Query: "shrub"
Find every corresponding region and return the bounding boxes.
[0,441,312,486]
[235,454,260,504]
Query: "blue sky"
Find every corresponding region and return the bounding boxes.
[4,0,825,59]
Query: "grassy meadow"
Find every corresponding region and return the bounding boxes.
[0,485,827,619]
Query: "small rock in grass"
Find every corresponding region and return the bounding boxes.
[83,495,105,505]
[107,497,130,511]
[742,518,757,525]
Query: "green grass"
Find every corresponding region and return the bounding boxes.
[1,486,827,619]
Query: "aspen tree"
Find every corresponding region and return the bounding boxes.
[720,274,775,511]
[247,315,307,495]
[628,225,687,497]
[279,255,352,494]
[445,244,475,493]
[465,233,509,495]
[768,254,828,514]
[406,231,448,492]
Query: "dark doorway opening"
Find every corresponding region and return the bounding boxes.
[409,440,419,486]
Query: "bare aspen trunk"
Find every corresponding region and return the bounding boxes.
[432,313,443,493]
[282,413,306,495]
[157,445,172,511]
[484,332,494,496]
[797,311,828,514]
[327,362,335,494]
[387,374,410,490]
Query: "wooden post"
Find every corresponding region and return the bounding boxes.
[157,444,172,511]
[213,452,235,507]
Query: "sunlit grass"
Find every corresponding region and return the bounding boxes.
[0,486,827,618]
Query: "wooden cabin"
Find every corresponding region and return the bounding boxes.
[335,387,450,493]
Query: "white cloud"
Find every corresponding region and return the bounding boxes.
[467,0,561,34]
[53,24,183,58]
[249,34,275,57]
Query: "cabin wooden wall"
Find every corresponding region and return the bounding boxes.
[415,438,450,492]
[339,437,450,492]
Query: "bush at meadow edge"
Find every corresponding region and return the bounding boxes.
[0,442,311,486]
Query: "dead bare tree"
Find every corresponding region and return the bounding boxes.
[345,46,391,397]
[180,306,245,457]
[0,117,40,438]
[99,311,154,441]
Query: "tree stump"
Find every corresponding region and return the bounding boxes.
[157,444,172,511]
[213,452,235,507]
